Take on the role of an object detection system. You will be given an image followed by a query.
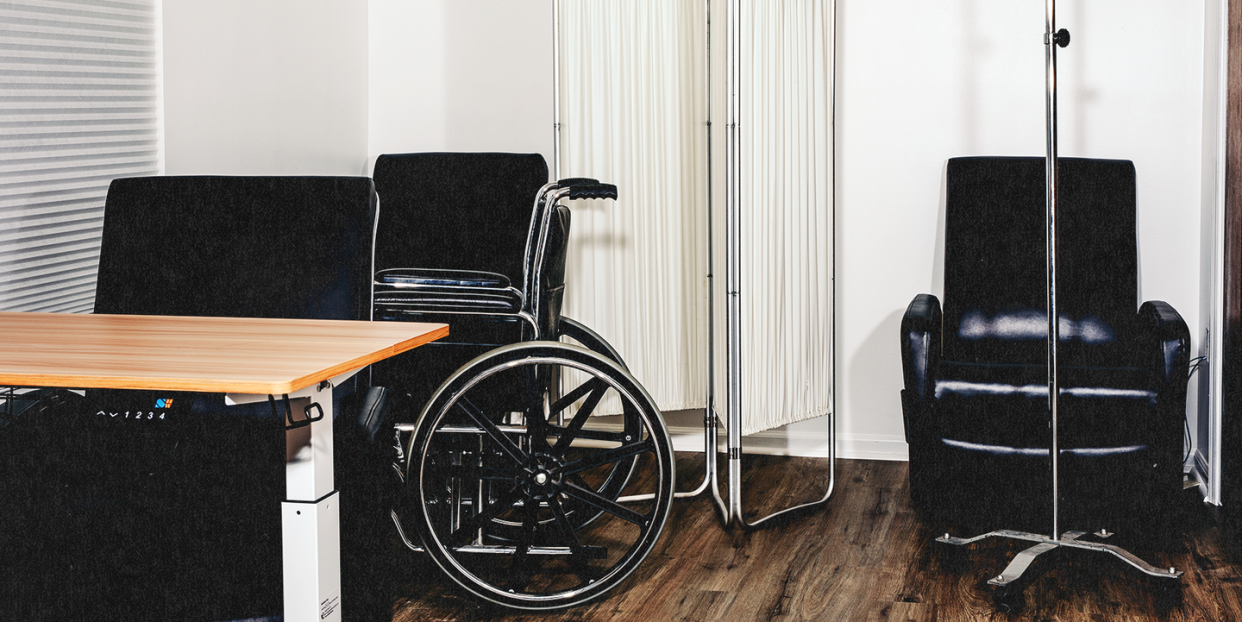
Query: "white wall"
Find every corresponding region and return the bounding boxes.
[837,0,1207,460]
[163,0,369,176]
[368,0,555,168]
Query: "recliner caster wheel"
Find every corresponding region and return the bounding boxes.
[934,539,968,574]
[1153,580,1183,614]
[992,584,1024,614]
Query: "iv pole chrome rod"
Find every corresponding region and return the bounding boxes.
[1045,0,1061,543]
[937,0,1181,604]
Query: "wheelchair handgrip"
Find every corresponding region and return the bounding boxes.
[556,177,599,187]
[567,183,618,201]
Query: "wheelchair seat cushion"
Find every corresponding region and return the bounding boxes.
[377,267,510,289]
[374,268,523,316]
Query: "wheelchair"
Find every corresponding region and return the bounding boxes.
[369,152,676,610]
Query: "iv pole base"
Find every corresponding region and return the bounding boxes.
[938,528,1182,584]
[938,529,1181,612]
[937,529,1181,611]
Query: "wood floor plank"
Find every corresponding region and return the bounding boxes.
[386,454,1242,621]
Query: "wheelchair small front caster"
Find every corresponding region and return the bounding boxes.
[992,584,1024,614]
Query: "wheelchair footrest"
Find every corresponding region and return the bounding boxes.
[451,544,608,559]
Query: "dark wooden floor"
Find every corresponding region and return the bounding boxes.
[387,454,1242,621]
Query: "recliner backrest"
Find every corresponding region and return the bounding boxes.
[372,152,549,287]
[942,157,1138,367]
[95,176,378,321]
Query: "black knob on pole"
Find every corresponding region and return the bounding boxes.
[1054,28,1070,48]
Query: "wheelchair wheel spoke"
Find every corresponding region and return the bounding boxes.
[549,376,604,420]
[523,369,553,452]
[561,439,653,476]
[564,481,647,526]
[513,492,540,565]
[455,397,526,466]
[550,497,589,570]
[446,484,523,547]
[553,377,608,455]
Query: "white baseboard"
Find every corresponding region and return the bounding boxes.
[652,408,907,461]
[665,425,908,461]
[590,410,910,462]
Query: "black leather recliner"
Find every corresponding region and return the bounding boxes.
[901,157,1188,534]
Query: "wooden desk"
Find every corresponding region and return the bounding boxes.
[0,311,448,622]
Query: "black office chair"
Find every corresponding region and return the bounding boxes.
[900,157,1189,535]
[0,176,390,621]
[370,152,674,610]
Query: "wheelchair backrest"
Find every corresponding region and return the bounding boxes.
[95,175,378,321]
[372,152,550,291]
[942,156,1138,367]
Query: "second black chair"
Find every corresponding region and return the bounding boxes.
[901,157,1189,535]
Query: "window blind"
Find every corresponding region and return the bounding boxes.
[0,0,161,313]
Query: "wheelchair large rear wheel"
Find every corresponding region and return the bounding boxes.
[405,341,674,610]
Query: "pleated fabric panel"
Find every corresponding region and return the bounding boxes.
[726,0,834,434]
[558,0,710,415]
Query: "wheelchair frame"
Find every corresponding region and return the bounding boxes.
[377,178,678,610]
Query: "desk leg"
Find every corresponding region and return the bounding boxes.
[283,493,342,622]
[283,387,341,622]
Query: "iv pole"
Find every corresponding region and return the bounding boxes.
[937,0,1181,609]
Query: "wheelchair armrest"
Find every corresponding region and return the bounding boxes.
[1137,300,1190,388]
[567,183,617,201]
[901,294,942,403]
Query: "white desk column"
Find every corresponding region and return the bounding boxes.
[232,379,343,622]
[282,381,342,622]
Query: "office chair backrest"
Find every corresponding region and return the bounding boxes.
[942,156,1138,367]
[95,176,378,321]
[372,152,549,287]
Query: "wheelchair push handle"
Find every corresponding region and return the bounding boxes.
[566,183,618,201]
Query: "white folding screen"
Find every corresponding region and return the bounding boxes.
[556,0,832,434]
[0,0,162,313]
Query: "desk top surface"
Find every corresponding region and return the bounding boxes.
[0,312,448,395]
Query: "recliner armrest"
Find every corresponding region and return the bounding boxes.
[1137,300,1189,388]
[901,294,942,402]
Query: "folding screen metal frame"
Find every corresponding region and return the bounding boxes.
[706,0,837,530]
[937,0,1181,599]
[551,0,837,530]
